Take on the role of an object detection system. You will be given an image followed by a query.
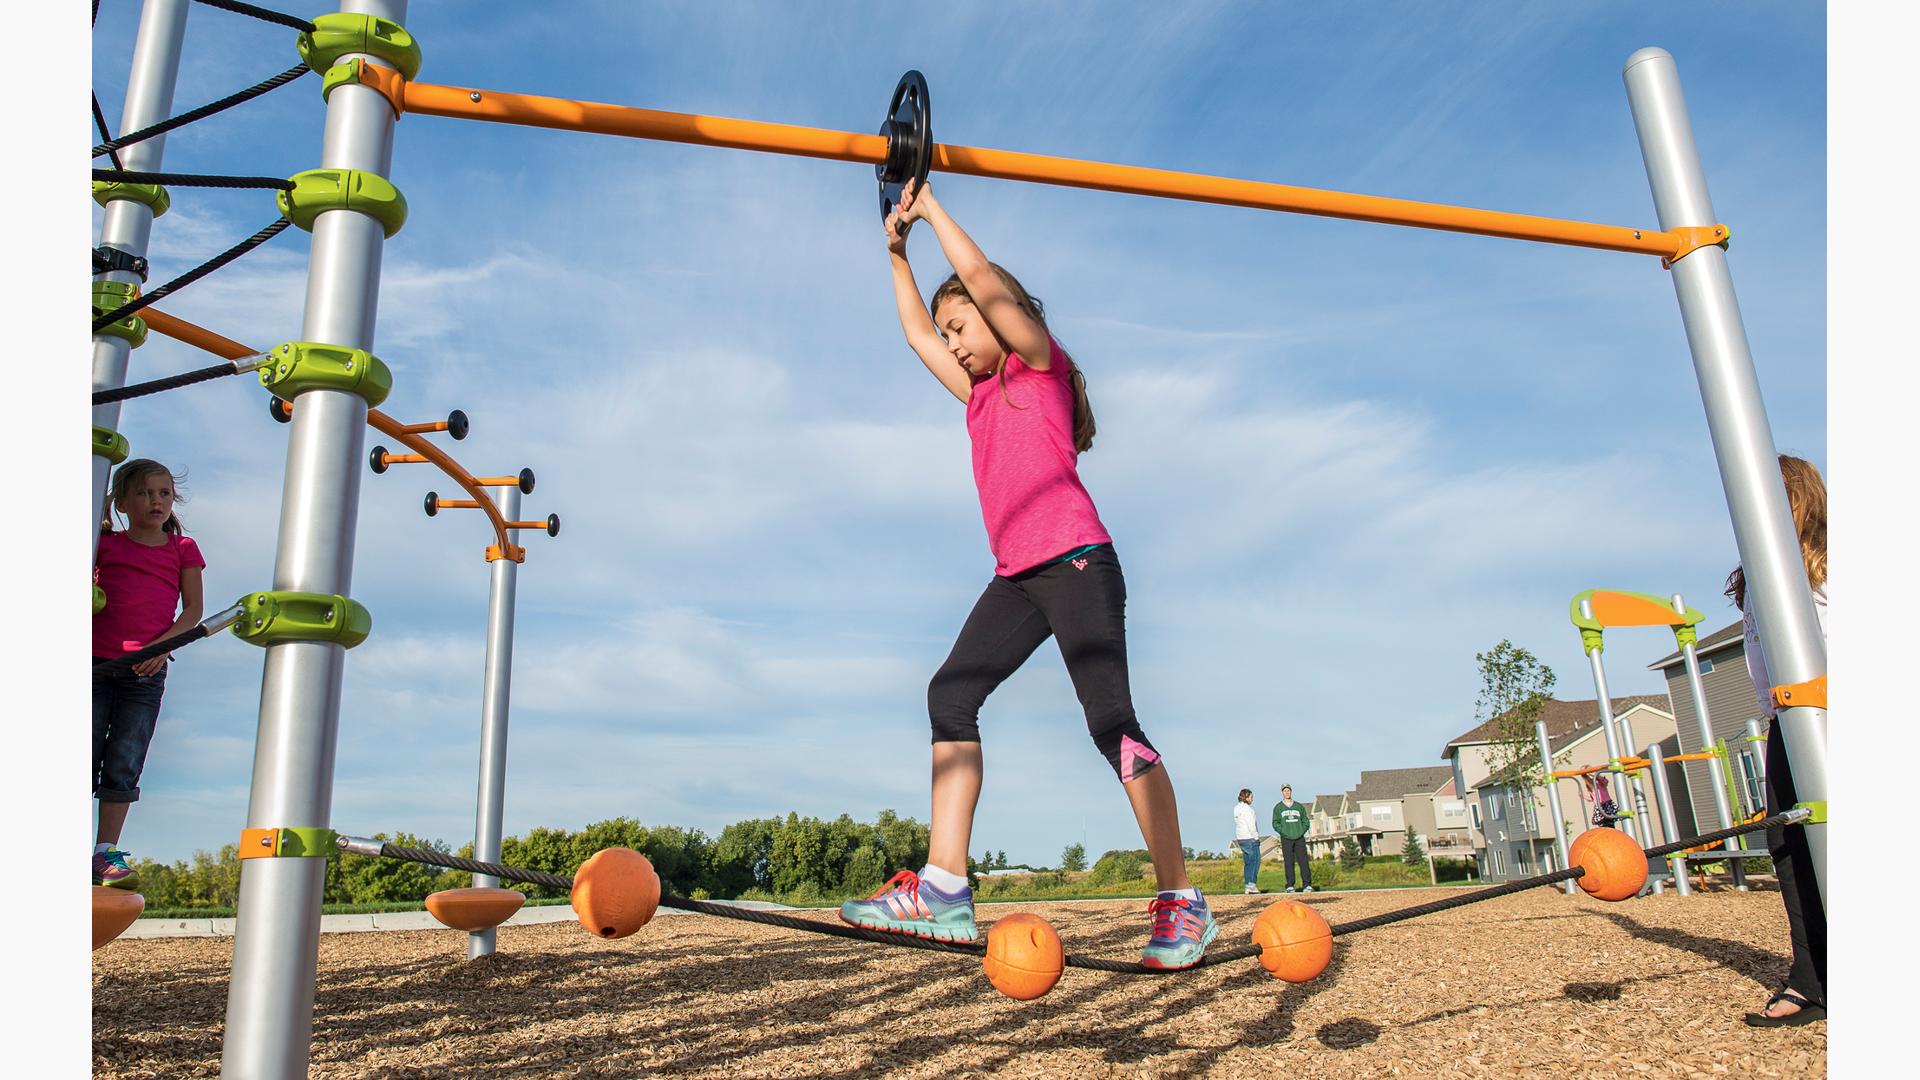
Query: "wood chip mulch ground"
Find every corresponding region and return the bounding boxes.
[93,884,1825,1078]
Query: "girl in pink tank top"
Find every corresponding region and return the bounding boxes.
[837,180,1218,970]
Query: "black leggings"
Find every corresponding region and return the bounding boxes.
[927,544,1161,781]
[1765,714,1826,1006]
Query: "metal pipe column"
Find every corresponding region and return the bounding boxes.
[1534,719,1576,895]
[222,3,407,1076]
[1625,47,1827,907]
[469,484,522,959]
[1646,741,1693,896]
[1578,599,1644,847]
[1671,593,1735,842]
[92,0,191,553]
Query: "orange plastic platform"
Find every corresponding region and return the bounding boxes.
[424,886,527,932]
[92,886,145,950]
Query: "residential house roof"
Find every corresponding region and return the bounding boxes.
[1647,618,1744,670]
[1439,695,1668,760]
[1312,794,1344,816]
[1352,766,1456,802]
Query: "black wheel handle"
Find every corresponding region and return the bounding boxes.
[877,70,932,234]
[369,445,390,474]
[446,409,469,440]
[423,491,439,517]
[518,468,536,495]
[269,397,292,424]
[545,513,561,537]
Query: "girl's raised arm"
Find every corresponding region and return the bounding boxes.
[888,217,974,403]
[903,184,1051,370]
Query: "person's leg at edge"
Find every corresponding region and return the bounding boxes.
[927,740,983,877]
[1754,713,1825,1020]
[1297,838,1313,889]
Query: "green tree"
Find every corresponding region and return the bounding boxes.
[1401,829,1426,868]
[711,817,779,896]
[1474,639,1560,794]
[1338,837,1365,870]
[331,833,452,903]
[770,813,830,895]
[842,844,887,894]
[1061,843,1087,872]
[994,850,1008,869]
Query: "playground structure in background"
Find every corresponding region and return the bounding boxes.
[1534,589,1777,899]
[90,3,1829,1076]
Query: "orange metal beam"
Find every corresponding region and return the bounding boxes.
[141,307,524,562]
[400,76,1711,259]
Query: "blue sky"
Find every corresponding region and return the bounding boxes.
[77,1,1829,869]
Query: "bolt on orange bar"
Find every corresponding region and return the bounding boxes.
[400,77,1708,258]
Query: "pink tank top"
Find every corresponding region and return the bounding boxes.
[966,339,1111,576]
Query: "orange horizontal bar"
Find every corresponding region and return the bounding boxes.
[141,307,523,563]
[402,77,1699,258]
[504,520,550,530]
[473,476,522,487]
[379,453,430,465]
[396,420,452,435]
[436,499,484,510]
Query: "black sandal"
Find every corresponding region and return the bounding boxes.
[1744,988,1826,1027]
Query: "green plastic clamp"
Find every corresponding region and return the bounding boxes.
[92,179,170,218]
[319,60,370,105]
[258,341,393,407]
[92,280,149,347]
[93,585,107,614]
[278,168,408,238]
[232,591,372,649]
[299,12,421,81]
[242,827,339,859]
[92,425,130,465]
[1794,801,1826,825]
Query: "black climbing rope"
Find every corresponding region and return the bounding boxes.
[91,169,295,191]
[188,0,316,35]
[93,357,264,405]
[92,218,293,332]
[95,64,311,159]
[91,93,127,172]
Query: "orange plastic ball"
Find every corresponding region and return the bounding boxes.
[983,913,1065,1000]
[1250,900,1332,983]
[1569,827,1648,902]
[571,847,661,939]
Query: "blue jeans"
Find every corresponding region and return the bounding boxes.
[93,663,167,803]
[1238,839,1261,885]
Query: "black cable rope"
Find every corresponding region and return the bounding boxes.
[361,810,1808,979]
[92,218,293,331]
[93,362,246,405]
[189,0,316,34]
[95,64,311,159]
[91,94,127,172]
[91,625,214,674]
[91,168,294,191]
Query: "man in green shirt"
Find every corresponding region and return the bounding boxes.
[1271,785,1314,893]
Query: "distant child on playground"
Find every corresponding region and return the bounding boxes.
[92,459,205,888]
[1729,453,1826,1028]
[840,179,1217,969]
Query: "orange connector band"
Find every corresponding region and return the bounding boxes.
[485,542,527,564]
[1771,675,1826,711]
[238,827,281,859]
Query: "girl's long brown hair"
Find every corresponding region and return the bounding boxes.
[103,458,187,536]
[1725,454,1825,609]
[931,264,1096,453]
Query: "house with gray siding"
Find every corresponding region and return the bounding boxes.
[1647,618,1772,834]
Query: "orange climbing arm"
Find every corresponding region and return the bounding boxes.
[140,307,524,562]
[394,73,1715,259]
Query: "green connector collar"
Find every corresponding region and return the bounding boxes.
[259,341,393,407]
[93,425,130,465]
[1794,801,1826,825]
[1578,627,1604,656]
[93,179,170,218]
[232,591,373,649]
[93,584,107,614]
[92,280,149,347]
[278,168,408,238]
[300,12,421,81]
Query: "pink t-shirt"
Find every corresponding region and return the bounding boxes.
[93,531,205,658]
[966,338,1111,576]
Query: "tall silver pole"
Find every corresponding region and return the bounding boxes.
[93,0,191,553]
[1611,703,1654,845]
[1646,741,1692,896]
[1672,594,1736,848]
[1625,47,1826,907]
[223,4,407,1076]
[1579,600,1644,847]
[468,485,522,959]
[1743,717,1768,801]
[1534,719,1576,896]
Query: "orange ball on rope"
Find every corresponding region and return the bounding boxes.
[1568,827,1648,901]
[983,913,1065,1000]
[571,847,661,939]
[1250,899,1332,983]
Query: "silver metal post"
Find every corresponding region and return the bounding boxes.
[1625,47,1826,907]
[1612,702,1654,847]
[1647,741,1692,896]
[222,4,407,1076]
[469,485,522,960]
[1744,717,1768,799]
[1534,719,1576,895]
[93,0,191,554]
[1579,600,1643,848]
[1672,593,1735,843]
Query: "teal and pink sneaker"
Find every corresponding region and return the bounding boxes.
[839,869,979,943]
[1140,892,1218,970]
[93,848,139,889]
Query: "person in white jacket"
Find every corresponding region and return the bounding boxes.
[1234,789,1261,894]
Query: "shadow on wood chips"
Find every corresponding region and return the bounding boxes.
[94,887,1825,1078]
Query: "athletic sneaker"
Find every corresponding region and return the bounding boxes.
[1283,886,1297,894]
[839,869,979,943]
[1140,892,1218,970]
[1243,883,1260,894]
[93,848,138,889]
[1301,886,1316,894]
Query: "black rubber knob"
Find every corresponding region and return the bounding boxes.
[369,446,390,474]
[518,468,536,495]
[269,397,292,424]
[546,513,561,537]
[423,491,439,517]
[447,409,470,440]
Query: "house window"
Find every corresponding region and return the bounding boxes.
[1739,751,1764,814]
[1487,792,1504,819]
[1698,657,1715,675]
[1513,846,1530,873]
[1370,805,1394,822]
[1470,804,1482,830]
[1492,848,1505,876]
[1347,813,1361,830]
[1441,800,1465,819]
